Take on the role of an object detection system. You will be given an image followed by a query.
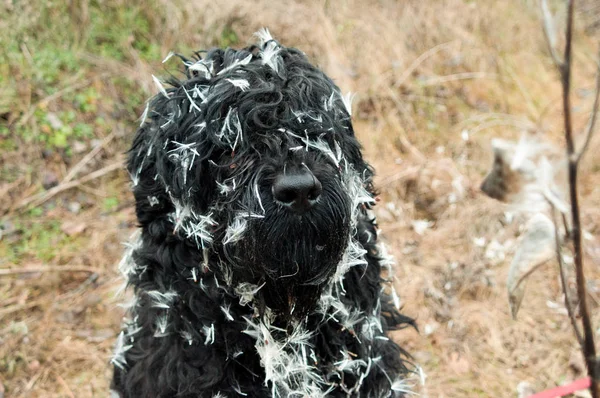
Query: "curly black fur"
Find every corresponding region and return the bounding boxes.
[111,30,415,398]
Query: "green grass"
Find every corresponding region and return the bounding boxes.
[0,219,59,263]
[219,26,240,48]
[0,210,90,264]
[0,179,128,267]
[103,197,120,212]
[0,1,161,153]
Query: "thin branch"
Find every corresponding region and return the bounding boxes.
[419,72,495,87]
[563,212,571,239]
[551,205,584,348]
[0,266,101,276]
[384,86,419,133]
[502,58,541,119]
[0,299,46,318]
[16,74,88,127]
[541,0,564,66]
[560,0,598,395]
[393,40,460,89]
[75,183,109,198]
[61,130,116,184]
[381,86,427,163]
[540,0,598,394]
[55,373,75,398]
[13,157,124,211]
[576,45,600,162]
[562,0,575,155]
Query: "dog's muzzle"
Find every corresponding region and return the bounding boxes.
[271,165,322,213]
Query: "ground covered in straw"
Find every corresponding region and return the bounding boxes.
[1,1,600,397]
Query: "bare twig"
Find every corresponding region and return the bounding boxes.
[0,266,102,276]
[419,72,495,87]
[75,183,109,197]
[541,0,563,65]
[382,107,425,162]
[562,2,598,395]
[378,165,422,186]
[384,86,419,133]
[393,40,460,89]
[541,1,598,395]
[16,73,88,127]
[24,368,44,392]
[55,373,75,398]
[0,299,46,318]
[563,212,572,239]
[61,130,116,184]
[13,157,124,211]
[0,176,26,199]
[562,0,575,152]
[576,45,600,162]
[551,206,584,348]
[502,58,541,120]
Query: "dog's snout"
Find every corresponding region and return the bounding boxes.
[272,167,322,212]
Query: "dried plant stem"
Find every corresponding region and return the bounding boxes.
[541,0,563,65]
[544,0,599,395]
[0,299,47,318]
[551,206,584,348]
[55,372,75,398]
[16,73,88,127]
[61,130,117,184]
[576,45,600,162]
[0,266,101,276]
[563,2,597,395]
[13,157,124,211]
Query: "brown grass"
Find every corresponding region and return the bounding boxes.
[1,0,600,397]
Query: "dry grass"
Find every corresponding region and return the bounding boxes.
[1,0,600,397]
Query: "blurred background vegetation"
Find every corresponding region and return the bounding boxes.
[1,0,599,396]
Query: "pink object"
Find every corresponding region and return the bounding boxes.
[528,377,591,398]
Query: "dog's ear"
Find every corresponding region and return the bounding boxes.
[127,80,218,229]
[127,95,175,228]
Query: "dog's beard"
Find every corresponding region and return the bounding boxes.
[236,183,351,319]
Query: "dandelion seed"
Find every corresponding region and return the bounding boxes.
[224,215,247,245]
[341,92,355,116]
[254,182,265,214]
[146,290,178,309]
[154,314,169,337]
[217,54,253,76]
[255,27,274,45]
[221,304,234,321]
[152,75,169,98]
[234,282,265,306]
[226,78,250,91]
[111,331,132,370]
[260,41,282,73]
[188,60,213,79]
[162,51,175,63]
[182,331,194,345]
[140,102,150,127]
[203,323,215,345]
[183,87,202,113]
[188,268,198,283]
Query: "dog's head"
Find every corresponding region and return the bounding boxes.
[129,30,375,319]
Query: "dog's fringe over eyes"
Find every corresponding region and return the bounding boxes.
[111,28,417,398]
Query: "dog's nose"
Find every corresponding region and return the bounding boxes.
[272,168,322,212]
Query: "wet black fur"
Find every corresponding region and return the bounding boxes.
[112,38,414,397]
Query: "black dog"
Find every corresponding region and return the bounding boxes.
[111,29,414,398]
